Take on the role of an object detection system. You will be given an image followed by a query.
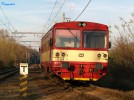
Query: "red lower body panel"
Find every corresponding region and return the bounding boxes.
[50,61,108,81]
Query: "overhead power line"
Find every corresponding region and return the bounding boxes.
[42,0,58,33]
[0,6,17,40]
[45,0,67,33]
[12,32,44,34]
[0,18,12,32]
[0,6,16,31]
[74,0,92,21]
[0,22,9,25]
[21,41,40,42]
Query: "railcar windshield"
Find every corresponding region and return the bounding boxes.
[55,29,80,48]
[83,31,106,48]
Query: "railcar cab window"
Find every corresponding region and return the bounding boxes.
[83,31,106,48]
[55,29,80,48]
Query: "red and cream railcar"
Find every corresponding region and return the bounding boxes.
[40,21,109,81]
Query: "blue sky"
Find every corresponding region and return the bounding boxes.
[0,0,133,32]
[0,0,134,48]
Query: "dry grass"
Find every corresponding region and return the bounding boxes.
[89,86,134,100]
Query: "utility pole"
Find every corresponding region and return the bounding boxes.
[6,36,26,38]
[62,13,71,22]
[21,41,40,42]
[63,13,65,22]
[108,25,112,41]
[26,51,29,63]
[21,41,41,51]
[12,31,43,50]
[12,32,44,34]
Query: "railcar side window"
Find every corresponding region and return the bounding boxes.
[55,29,80,48]
[83,31,106,48]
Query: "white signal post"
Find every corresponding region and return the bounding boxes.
[20,63,28,99]
[20,63,28,75]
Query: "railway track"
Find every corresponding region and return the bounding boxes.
[0,65,132,100]
[0,68,19,81]
[5,64,130,100]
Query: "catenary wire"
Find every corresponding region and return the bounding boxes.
[45,0,67,33]
[42,0,58,33]
[0,6,18,40]
[0,18,12,32]
[74,0,92,21]
[0,6,16,31]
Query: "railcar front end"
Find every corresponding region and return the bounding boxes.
[41,22,109,81]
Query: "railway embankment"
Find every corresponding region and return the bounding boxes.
[0,64,134,100]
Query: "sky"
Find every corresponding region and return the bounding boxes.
[0,0,134,48]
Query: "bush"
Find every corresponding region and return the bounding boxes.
[107,13,134,89]
[96,13,134,90]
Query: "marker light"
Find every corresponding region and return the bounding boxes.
[78,22,87,27]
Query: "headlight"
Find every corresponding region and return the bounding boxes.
[97,54,101,58]
[103,54,107,58]
[56,52,60,57]
[61,52,65,57]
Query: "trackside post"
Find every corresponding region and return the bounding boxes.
[20,63,28,99]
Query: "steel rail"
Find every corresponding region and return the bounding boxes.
[0,68,19,81]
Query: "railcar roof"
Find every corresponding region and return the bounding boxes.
[53,21,108,30]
